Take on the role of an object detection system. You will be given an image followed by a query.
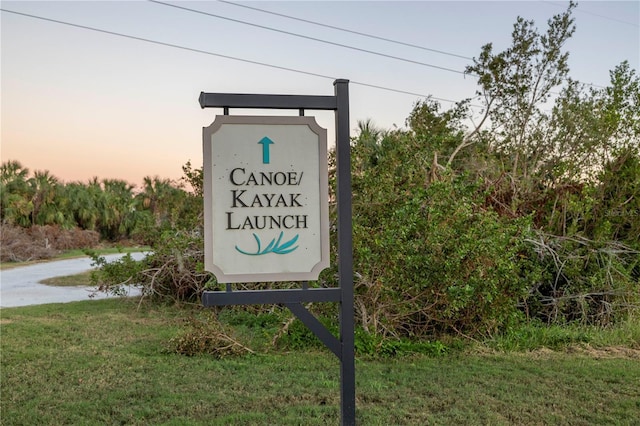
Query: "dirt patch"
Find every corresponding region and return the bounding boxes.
[567,344,640,360]
[488,344,640,361]
[524,345,640,360]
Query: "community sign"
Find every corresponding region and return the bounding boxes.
[203,116,330,283]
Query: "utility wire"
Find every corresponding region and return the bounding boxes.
[540,0,639,27]
[218,0,615,91]
[0,8,467,105]
[150,1,608,91]
[147,0,469,76]
[216,0,474,60]
[3,7,604,107]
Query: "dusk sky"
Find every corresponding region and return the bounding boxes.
[2,1,638,188]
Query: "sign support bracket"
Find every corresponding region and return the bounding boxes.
[199,79,355,425]
[284,302,342,359]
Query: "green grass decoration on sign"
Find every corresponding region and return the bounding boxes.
[235,231,299,256]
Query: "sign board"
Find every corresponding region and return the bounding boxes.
[203,115,329,283]
[199,80,354,425]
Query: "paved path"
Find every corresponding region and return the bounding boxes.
[0,253,146,308]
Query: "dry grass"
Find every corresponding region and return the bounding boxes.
[0,224,99,263]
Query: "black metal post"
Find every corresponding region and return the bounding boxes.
[334,79,355,426]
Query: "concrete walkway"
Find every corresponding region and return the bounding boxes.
[0,253,146,308]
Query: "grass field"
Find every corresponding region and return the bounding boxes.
[1,298,639,425]
[38,270,94,287]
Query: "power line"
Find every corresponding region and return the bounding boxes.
[2,7,607,109]
[216,0,474,60]
[147,0,469,76]
[148,1,609,91]
[540,1,639,27]
[0,7,467,105]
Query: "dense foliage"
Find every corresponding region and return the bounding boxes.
[336,3,638,336]
[348,142,542,336]
[1,162,200,243]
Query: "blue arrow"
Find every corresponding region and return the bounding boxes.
[258,137,274,164]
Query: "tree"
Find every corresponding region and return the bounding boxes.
[1,160,33,227]
[459,2,576,186]
[65,182,100,231]
[602,61,640,154]
[98,179,135,240]
[139,176,182,227]
[406,97,472,177]
[543,61,640,185]
[29,170,66,226]
[181,160,203,197]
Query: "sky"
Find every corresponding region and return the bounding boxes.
[1,1,638,188]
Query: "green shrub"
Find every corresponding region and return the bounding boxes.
[352,176,541,338]
[92,229,213,302]
[275,315,449,357]
[91,252,147,296]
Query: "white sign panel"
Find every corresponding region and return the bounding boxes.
[203,116,330,283]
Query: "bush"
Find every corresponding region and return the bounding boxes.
[352,177,541,338]
[524,231,640,325]
[273,314,449,357]
[91,227,213,302]
[91,252,147,296]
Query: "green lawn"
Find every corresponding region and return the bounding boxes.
[38,270,94,287]
[1,299,639,425]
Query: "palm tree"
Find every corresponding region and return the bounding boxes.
[1,161,33,226]
[65,182,99,230]
[99,179,135,240]
[29,170,60,225]
[354,119,389,170]
[138,176,179,226]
